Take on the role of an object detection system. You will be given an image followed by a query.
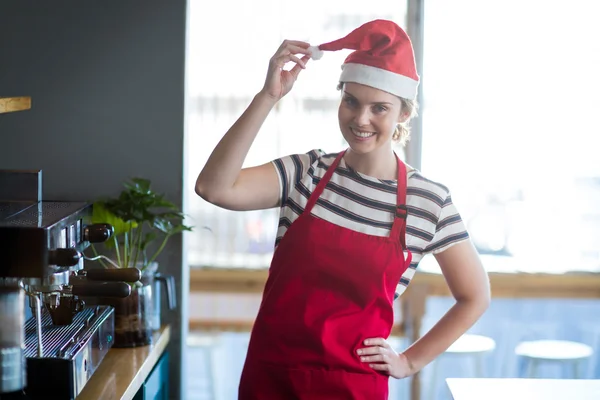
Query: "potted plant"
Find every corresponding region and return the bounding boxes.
[88,177,192,347]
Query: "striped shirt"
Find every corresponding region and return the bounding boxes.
[272,149,469,298]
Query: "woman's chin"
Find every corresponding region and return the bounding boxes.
[346,137,379,153]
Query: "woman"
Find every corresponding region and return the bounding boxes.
[195,19,490,400]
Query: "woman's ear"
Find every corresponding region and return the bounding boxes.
[397,110,410,124]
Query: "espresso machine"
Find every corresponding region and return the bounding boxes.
[0,170,140,399]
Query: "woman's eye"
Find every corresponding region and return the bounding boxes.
[374,105,387,113]
[344,97,357,106]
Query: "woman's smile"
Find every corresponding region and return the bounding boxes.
[350,127,376,140]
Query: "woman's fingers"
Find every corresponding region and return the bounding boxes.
[276,39,311,52]
[273,53,307,70]
[288,54,307,70]
[357,345,385,356]
[261,40,312,101]
[281,44,312,57]
[356,338,408,379]
[356,339,397,375]
[369,363,391,372]
[272,46,310,68]
[359,353,389,363]
[363,337,391,349]
[288,55,311,78]
[272,41,312,64]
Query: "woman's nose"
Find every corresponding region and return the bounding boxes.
[354,108,371,126]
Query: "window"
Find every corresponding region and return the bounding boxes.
[186,0,409,268]
[420,0,600,273]
[186,1,599,273]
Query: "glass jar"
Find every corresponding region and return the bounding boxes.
[100,261,176,347]
[109,262,157,348]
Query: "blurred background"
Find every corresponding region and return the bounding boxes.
[184,0,600,399]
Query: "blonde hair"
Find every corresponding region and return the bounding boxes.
[394,97,419,145]
[337,82,419,146]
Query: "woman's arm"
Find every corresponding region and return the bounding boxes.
[402,239,491,372]
[195,40,311,211]
[195,93,281,211]
[358,240,490,378]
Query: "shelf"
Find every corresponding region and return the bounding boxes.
[0,97,31,114]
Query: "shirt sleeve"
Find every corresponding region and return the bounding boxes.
[271,149,324,206]
[425,191,470,254]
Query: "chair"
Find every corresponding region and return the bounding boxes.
[428,334,496,400]
[515,339,594,378]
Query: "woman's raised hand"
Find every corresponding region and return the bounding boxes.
[260,40,312,102]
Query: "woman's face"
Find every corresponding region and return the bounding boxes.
[338,82,404,155]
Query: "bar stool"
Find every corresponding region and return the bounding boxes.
[515,340,594,378]
[428,334,496,400]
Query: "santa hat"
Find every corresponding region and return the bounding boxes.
[308,19,420,100]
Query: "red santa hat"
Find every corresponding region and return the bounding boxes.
[308,19,420,100]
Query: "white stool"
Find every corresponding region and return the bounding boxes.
[515,340,594,378]
[428,334,496,400]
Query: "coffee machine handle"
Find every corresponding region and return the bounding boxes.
[71,281,131,298]
[49,248,82,267]
[85,268,141,282]
[83,223,114,243]
[155,273,176,310]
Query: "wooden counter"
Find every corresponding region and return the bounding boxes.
[446,378,600,400]
[77,325,171,400]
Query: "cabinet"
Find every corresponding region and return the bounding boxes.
[133,352,170,400]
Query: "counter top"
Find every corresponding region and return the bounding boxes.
[447,378,600,400]
[77,325,171,400]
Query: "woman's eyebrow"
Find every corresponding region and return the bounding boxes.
[342,91,393,105]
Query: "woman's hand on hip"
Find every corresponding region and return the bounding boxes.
[260,40,312,103]
[357,337,414,379]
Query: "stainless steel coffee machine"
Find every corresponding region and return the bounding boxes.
[0,170,140,399]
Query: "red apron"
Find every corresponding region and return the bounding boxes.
[239,150,413,399]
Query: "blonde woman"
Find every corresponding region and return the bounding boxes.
[195,19,490,400]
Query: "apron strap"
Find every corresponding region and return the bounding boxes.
[390,154,409,249]
[304,151,345,215]
[305,150,409,250]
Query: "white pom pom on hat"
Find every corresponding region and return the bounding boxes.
[307,19,420,100]
[308,45,324,60]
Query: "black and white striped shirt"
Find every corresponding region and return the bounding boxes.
[272,149,469,298]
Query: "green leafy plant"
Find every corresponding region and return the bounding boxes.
[90,177,193,270]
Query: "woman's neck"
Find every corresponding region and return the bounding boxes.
[343,147,398,180]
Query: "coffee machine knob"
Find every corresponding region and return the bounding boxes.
[49,248,82,267]
[83,223,114,243]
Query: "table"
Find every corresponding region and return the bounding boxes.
[406,257,600,400]
[446,378,600,400]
